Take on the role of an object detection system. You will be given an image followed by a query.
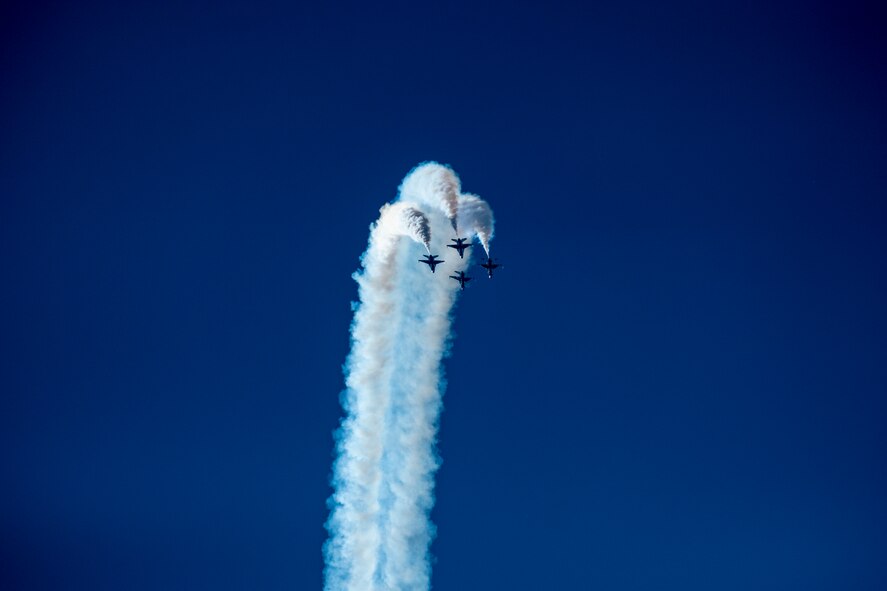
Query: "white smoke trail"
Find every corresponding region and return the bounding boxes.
[325,163,494,591]
[325,203,431,590]
[455,193,495,256]
[398,162,461,231]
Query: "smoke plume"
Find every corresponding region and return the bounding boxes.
[325,163,494,591]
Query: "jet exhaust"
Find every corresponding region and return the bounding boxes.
[324,163,495,591]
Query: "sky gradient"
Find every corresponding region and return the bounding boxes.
[2,1,886,589]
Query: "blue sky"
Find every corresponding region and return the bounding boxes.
[1,1,885,589]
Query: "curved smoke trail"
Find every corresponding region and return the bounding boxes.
[325,163,494,591]
[455,194,494,257]
[398,162,461,231]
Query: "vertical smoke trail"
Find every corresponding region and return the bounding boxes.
[325,163,494,591]
[325,203,429,590]
[377,206,459,591]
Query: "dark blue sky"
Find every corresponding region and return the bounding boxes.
[2,1,885,589]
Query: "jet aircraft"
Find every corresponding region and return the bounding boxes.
[419,254,444,273]
[449,270,471,290]
[447,237,472,259]
[480,257,500,278]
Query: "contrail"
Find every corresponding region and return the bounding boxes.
[325,163,494,591]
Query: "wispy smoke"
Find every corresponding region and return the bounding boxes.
[325,163,494,591]
[455,193,495,256]
[395,205,432,253]
[398,162,461,231]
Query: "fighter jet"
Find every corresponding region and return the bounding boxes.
[419,254,444,273]
[449,270,471,290]
[480,257,500,278]
[447,237,472,259]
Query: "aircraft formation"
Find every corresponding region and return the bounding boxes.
[418,237,502,290]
